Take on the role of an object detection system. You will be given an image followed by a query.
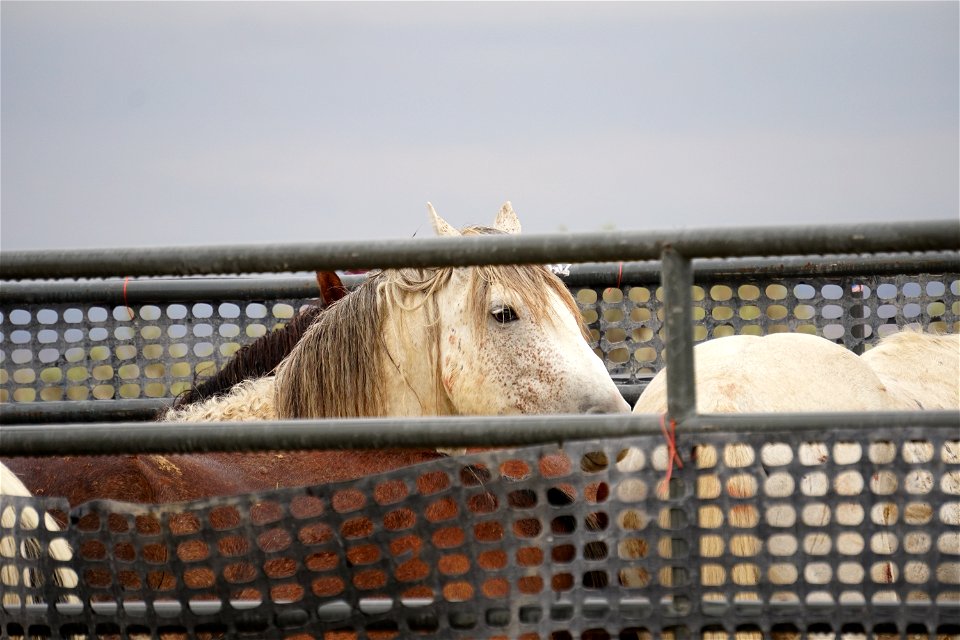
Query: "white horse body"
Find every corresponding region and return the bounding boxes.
[165,203,628,422]
[632,332,903,415]
[630,329,957,596]
[860,330,959,410]
[1,461,78,608]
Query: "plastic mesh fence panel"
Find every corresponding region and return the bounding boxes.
[3,427,959,639]
[2,273,957,402]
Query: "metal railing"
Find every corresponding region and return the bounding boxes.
[1,219,958,455]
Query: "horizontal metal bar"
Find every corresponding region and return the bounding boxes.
[0,385,647,424]
[0,399,169,424]
[1,411,955,456]
[3,251,957,306]
[2,220,956,280]
[565,251,960,287]
[0,277,327,306]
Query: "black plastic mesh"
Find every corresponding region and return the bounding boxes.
[2,274,957,402]
[3,427,959,639]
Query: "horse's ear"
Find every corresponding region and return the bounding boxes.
[428,202,461,237]
[493,201,522,234]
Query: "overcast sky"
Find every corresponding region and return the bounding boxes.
[2,1,957,251]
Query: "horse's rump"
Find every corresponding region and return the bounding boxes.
[860,330,959,410]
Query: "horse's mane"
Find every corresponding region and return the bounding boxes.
[275,226,587,419]
[169,306,325,410]
[166,271,349,413]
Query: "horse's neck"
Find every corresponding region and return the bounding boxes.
[378,302,455,416]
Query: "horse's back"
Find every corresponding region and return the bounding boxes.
[2,449,446,508]
[633,332,899,414]
[860,330,959,410]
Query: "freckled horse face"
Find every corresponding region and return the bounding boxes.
[436,269,629,416]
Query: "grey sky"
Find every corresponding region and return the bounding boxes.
[2,1,957,251]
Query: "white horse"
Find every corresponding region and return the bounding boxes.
[632,331,910,415]
[860,329,959,410]
[164,202,629,422]
[1,461,78,615]
[630,330,958,607]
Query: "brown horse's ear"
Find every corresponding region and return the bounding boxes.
[315,271,348,305]
[428,202,461,237]
[493,201,521,234]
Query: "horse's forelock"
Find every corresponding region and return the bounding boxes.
[469,263,589,341]
[459,225,587,339]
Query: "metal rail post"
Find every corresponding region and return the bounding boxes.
[661,247,697,422]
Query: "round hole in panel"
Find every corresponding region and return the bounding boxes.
[837,532,865,556]
[627,287,649,303]
[577,289,598,305]
[219,303,241,319]
[903,303,922,318]
[602,288,623,304]
[139,305,161,321]
[738,284,760,301]
[192,303,213,319]
[710,285,732,302]
[764,284,788,301]
[167,325,187,340]
[823,324,845,340]
[603,308,624,323]
[166,304,188,320]
[821,284,843,300]
[902,282,922,298]
[925,280,946,296]
[273,303,294,319]
[36,309,58,324]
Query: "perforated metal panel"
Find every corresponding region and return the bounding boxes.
[3,427,959,639]
[0,299,313,405]
[1,271,957,403]
[576,274,959,379]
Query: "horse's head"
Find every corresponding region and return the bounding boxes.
[427,203,630,415]
[274,203,628,419]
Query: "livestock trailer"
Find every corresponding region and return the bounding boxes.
[1,220,958,639]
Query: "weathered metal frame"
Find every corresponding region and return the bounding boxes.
[3,251,958,305]
[1,411,957,456]
[1,219,958,454]
[1,220,956,280]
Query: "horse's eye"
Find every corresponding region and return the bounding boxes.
[491,306,519,324]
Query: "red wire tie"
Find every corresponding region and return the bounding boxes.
[659,413,683,489]
[122,276,135,320]
[604,262,624,297]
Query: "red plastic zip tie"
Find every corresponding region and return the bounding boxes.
[122,277,135,321]
[659,413,683,490]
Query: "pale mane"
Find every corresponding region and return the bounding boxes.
[274,225,588,419]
